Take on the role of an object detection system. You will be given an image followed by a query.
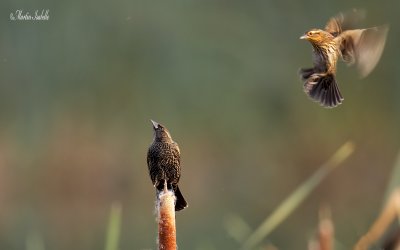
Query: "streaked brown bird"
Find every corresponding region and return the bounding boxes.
[299,10,388,108]
[147,120,188,211]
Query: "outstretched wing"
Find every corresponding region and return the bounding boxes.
[325,9,366,37]
[325,9,388,78]
[337,25,388,78]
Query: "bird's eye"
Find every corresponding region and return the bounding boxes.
[307,31,313,36]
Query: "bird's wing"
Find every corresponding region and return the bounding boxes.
[173,142,181,155]
[147,146,159,185]
[325,9,366,37]
[172,143,181,166]
[337,25,388,78]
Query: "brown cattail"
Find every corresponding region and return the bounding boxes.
[158,182,177,250]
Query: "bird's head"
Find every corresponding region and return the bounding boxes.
[300,29,334,46]
[151,120,173,142]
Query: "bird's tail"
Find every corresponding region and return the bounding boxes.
[174,185,188,211]
[300,69,344,108]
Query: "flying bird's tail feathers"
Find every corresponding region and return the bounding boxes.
[300,70,344,108]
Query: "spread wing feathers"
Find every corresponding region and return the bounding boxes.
[325,9,366,37]
[338,25,388,78]
[303,73,343,108]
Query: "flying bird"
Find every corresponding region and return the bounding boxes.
[299,10,388,108]
[147,120,188,211]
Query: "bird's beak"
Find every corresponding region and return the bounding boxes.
[300,34,308,40]
[150,119,159,129]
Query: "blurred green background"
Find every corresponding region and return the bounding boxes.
[1,0,400,249]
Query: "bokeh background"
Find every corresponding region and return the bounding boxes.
[1,0,400,249]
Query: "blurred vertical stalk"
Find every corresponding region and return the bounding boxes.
[158,184,177,250]
[309,208,334,250]
[26,229,45,250]
[317,208,334,250]
[105,201,122,250]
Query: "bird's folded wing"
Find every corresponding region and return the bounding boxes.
[338,25,389,78]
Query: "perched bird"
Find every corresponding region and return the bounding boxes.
[299,10,388,108]
[147,120,188,211]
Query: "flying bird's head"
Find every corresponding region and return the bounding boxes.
[151,120,172,142]
[300,29,334,46]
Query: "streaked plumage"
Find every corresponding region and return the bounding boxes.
[147,120,188,211]
[300,10,388,108]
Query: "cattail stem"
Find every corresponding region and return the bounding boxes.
[158,183,177,250]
